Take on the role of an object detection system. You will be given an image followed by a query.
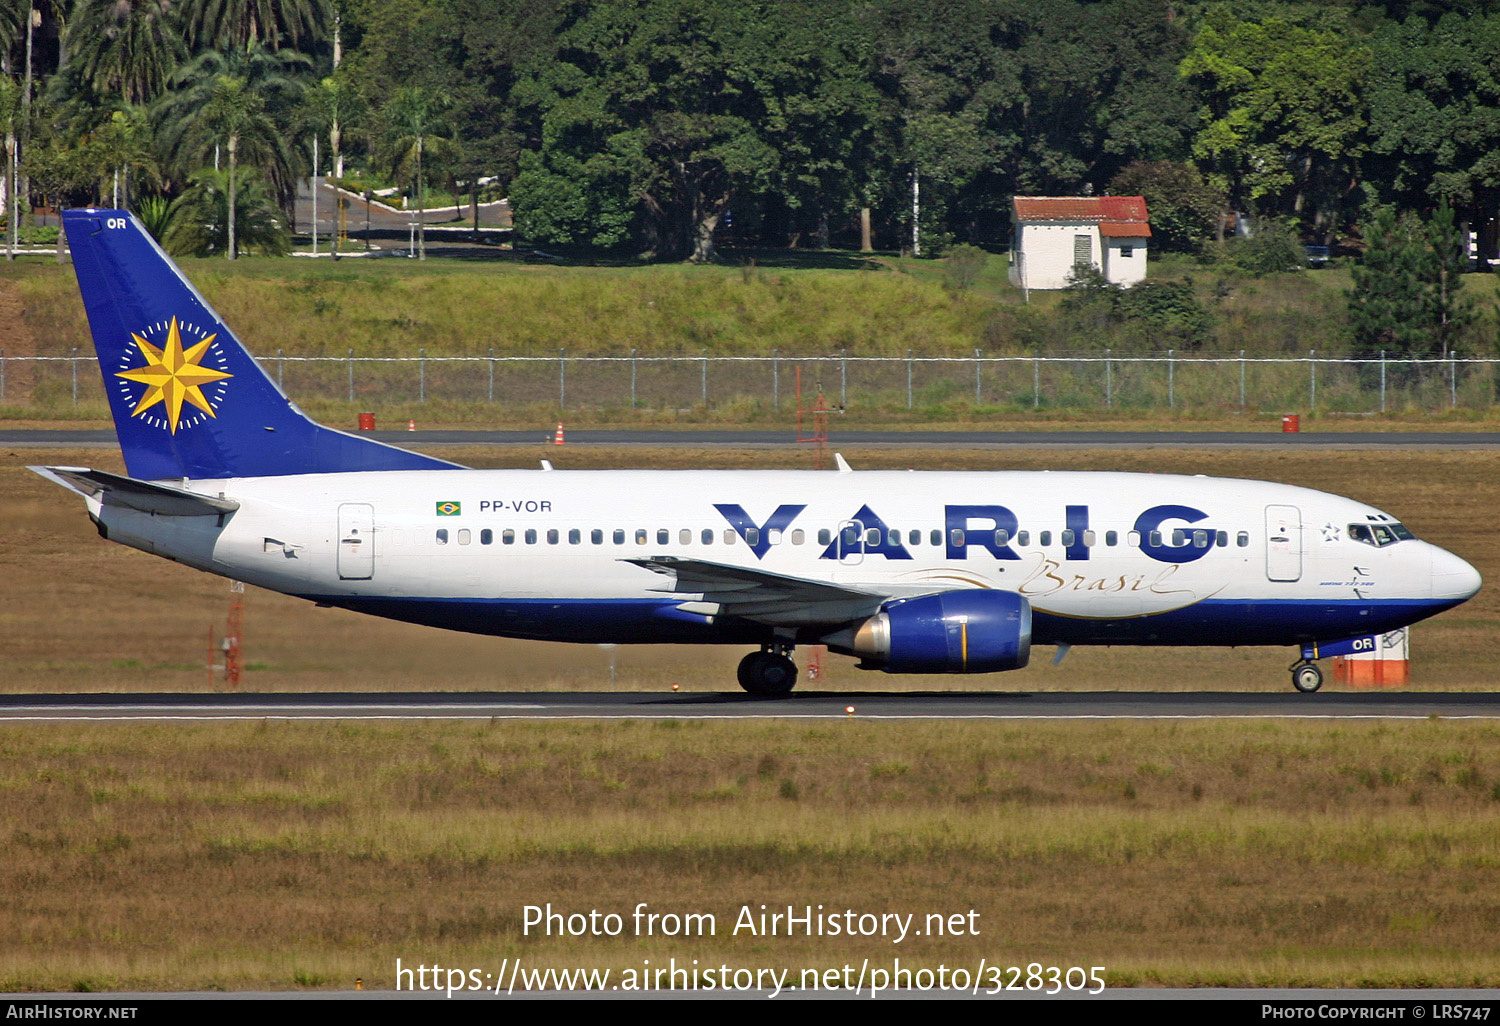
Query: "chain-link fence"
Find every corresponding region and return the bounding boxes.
[5,348,1495,414]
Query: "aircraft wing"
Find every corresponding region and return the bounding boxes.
[624,555,920,626]
[30,466,240,517]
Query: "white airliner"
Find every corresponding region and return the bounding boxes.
[33,210,1481,694]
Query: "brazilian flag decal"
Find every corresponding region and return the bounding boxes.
[436,501,461,516]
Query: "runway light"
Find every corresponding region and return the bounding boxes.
[671,683,679,691]
[846,705,855,717]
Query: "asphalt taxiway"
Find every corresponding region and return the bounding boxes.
[4,690,1499,720]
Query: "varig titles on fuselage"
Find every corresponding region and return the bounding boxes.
[712,502,1216,566]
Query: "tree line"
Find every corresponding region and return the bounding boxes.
[4,0,1500,267]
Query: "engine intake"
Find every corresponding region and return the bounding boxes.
[823,590,1031,674]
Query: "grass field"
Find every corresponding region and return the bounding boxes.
[5,718,1500,991]
[2,441,1498,991]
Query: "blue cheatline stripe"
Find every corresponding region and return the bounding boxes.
[63,209,461,480]
[295,594,1461,650]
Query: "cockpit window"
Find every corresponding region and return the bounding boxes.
[1349,522,1415,547]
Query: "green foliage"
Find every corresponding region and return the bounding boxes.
[1349,203,1474,360]
[1109,161,1226,253]
[162,167,290,257]
[1061,266,1213,350]
[944,244,988,291]
[1180,12,1369,228]
[1233,219,1305,277]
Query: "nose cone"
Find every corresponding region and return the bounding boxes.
[1432,546,1482,603]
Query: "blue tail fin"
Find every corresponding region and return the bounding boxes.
[63,209,461,480]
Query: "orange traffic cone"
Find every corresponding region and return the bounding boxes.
[554,423,565,445]
[407,419,416,431]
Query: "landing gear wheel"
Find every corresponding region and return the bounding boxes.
[737,650,798,696]
[1291,661,1324,694]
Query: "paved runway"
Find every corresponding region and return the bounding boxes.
[5,690,1499,720]
[5,428,1500,449]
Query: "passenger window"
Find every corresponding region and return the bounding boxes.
[1216,531,1228,547]
[524,529,537,545]
[1105,530,1117,547]
[843,526,860,546]
[908,530,921,546]
[930,529,942,547]
[701,528,714,545]
[436,529,448,545]
[746,528,761,547]
[591,529,603,544]
[866,528,880,546]
[1128,531,1140,547]
[1039,531,1052,546]
[1017,531,1030,546]
[502,529,514,545]
[817,529,831,546]
[995,529,1009,546]
[950,528,965,547]
[1150,531,1162,547]
[768,528,782,545]
[1061,530,1075,547]
[458,529,472,545]
[1083,530,1096,546]
[790,529,804,545]
[1172,529,1186,546]
[613,529,625,545]
[725,529,737,545]
[636,529,648,545]
[1236,531,1249,547]
[657,528,669,545]
[1193,530,1208,548]
[480,529,493,545]
[547,529,559,544]
[568,529,580,545]
[680,529,692,545]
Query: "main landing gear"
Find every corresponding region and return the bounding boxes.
[1290,659,1324,694]
[737,646,798,696]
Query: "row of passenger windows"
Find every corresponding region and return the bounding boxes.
[421,526,1257,549]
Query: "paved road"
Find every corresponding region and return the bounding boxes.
[5,690,1499,720]
[6,428,1500,449]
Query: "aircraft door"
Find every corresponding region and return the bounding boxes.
[836,519,866,565]
[338,503,375,580]
[1265,504,1302,582]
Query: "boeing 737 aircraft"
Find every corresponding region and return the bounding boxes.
[33,210,1482,694]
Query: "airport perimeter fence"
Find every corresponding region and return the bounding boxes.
[6,348,1498,416]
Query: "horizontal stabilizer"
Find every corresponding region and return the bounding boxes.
[30,466,240,517]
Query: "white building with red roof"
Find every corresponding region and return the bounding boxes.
[1009,195,1151,291]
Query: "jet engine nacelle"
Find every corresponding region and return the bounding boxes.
[823,590,1032,674]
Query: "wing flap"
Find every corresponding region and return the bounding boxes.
[626,556,888,627]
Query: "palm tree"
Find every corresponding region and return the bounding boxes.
[178,0,329,52]
[0,76,21,259]
[162,164,288,256]
[154,42,308,223]
[66,0,185,106]
[383,86,456,261]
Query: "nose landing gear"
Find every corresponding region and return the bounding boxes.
[1290,659,1324,693]
[737,646,798,696]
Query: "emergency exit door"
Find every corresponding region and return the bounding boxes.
[1265,505,1302,582]
[338,503,374,580]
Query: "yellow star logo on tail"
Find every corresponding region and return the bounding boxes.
[116,317,233,433]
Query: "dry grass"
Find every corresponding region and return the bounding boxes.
[4,719,1500,991]
[2,443,1495,694]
